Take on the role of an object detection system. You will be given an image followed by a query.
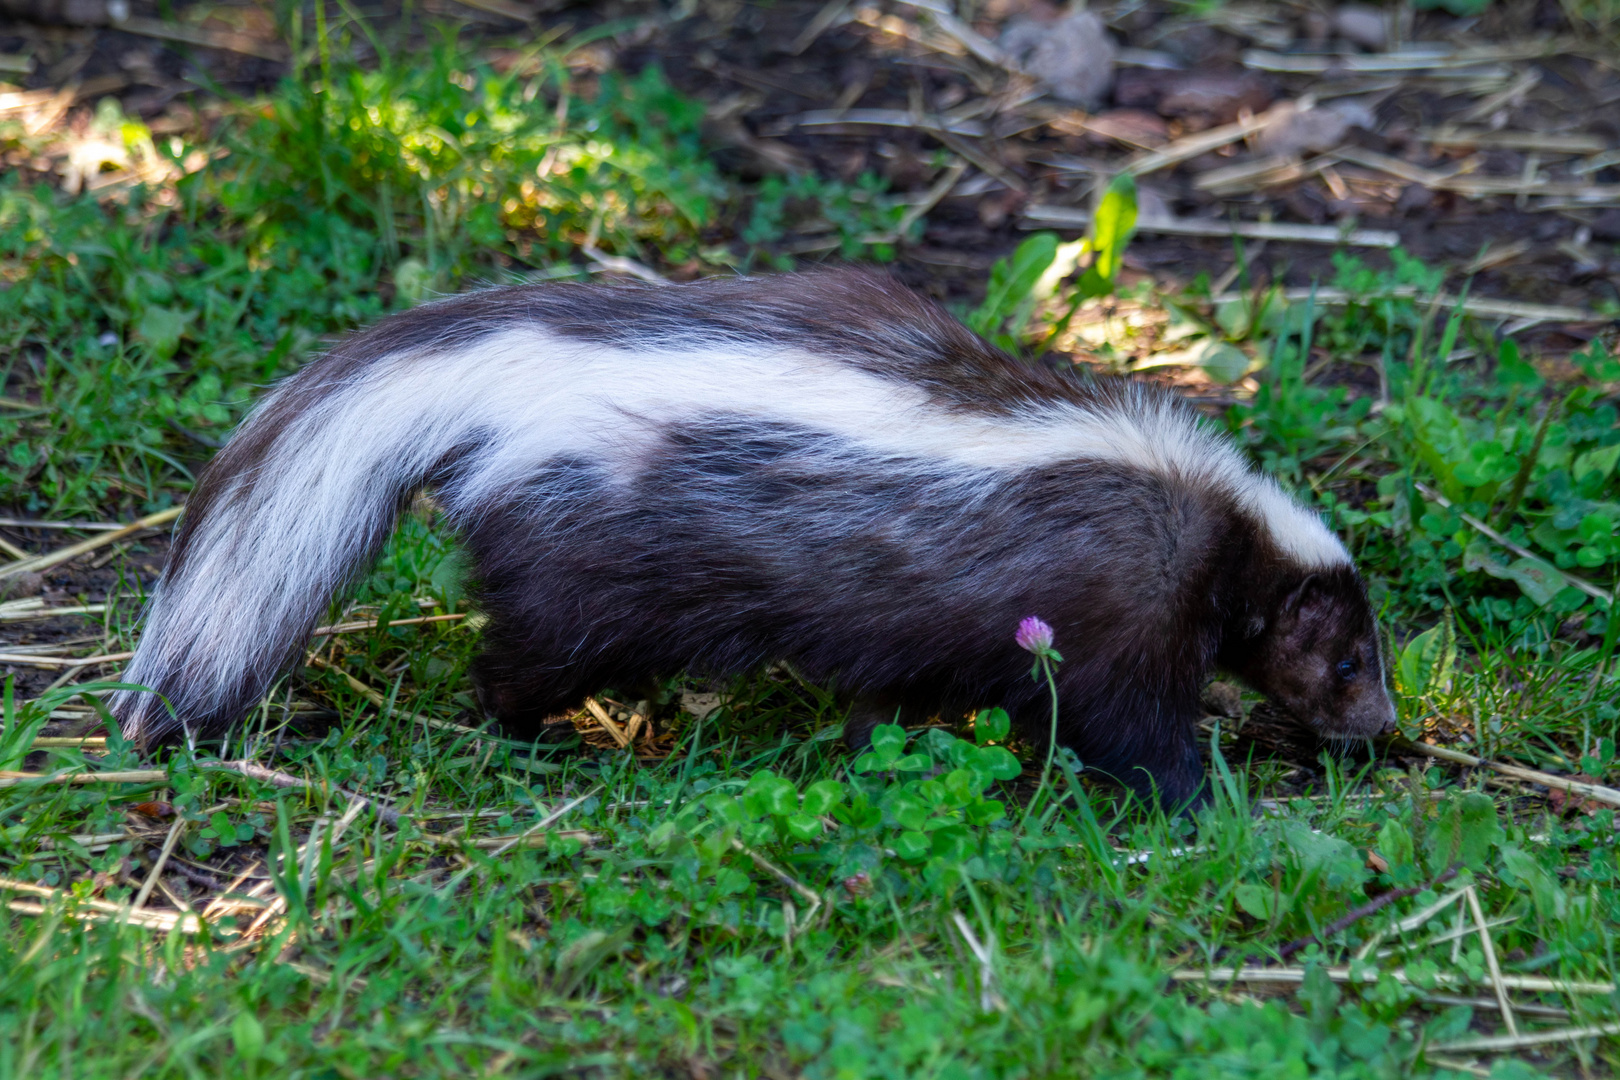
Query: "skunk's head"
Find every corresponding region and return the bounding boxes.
[1236,565,1397,740]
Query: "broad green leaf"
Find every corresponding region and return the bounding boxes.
[134,304,194,357]
[1426,791,1504,873]
[981,746,1022,781]
[714,867,751,895]
[930,825,975,862]
[1395,616,1457,700]
[1579,512,1616,544]
[894,830,931,862]
[886,792,929,832]
[851,752,887,774]
[1500,844,1566,920]
[943,768,982,805]
[1496,337,1543,388]
[892,753,933,772]
[783,813,822,842]
[1088,173,1137,283]
[393,257,435,307]
[869,723,907,758]
[232,1012,266,1061]
[1574,339,1620,380]
[966,232,1059,337]
[741,771,798,817]
[1196,340,1251,384]
[1276,820,1366,890]
[1463,545,1564,607]
[965,799,1006,826]
[1375,819,1414,871]
[974,707,1011,744]
[801,780,845,817]
[1234,883,1278,920]
[1574,444,1620,483]
[705,791,749,828]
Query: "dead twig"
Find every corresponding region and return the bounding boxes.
[1466,884,1519,1037]
[1416,483,1612,604]
[132,817,186,912]
[1172,966,1614,995]
[0,876,200,933]
[583,698,632,749]
[201,760,406,827]
[0,506,182,581]
[1207,287,1596,326]
[1024,204,1400,248]
[787,108,988,138]
[0,602,108,623]
[581,243,665,284]
[1333,144,1620,203]
[0,650,133,669]
[1436,1019,1620,1053]
[789,0,852,55]
[309,612,467,637]
[1275,864,1459,959]
[1121,101,1305,177]
[731,838,822,926]
[950,910,1005,1012]
[109,15,287,62]
[0,769,167,789]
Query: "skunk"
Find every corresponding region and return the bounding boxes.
[111,269,1396,804]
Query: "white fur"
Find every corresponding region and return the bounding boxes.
[118,328,1348,730]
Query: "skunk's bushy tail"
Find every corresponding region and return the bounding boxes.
[111,297,520,744]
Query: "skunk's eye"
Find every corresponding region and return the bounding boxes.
[1336,659,1359,680]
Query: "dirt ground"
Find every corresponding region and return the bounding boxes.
[3,0,1618,335]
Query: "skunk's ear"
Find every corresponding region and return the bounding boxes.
[1282,574,1322,618]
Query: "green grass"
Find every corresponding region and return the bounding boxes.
[2,15,1619,1079]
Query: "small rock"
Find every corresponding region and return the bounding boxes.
[0,572,43,602]
[1333,5,1388,49]
[1590,208,1620,242]
[1394,182,1434,213]
[1200,680,1244,719]
[1001,9,1117,110]
[1323,96,1378,132]
[1254,105,1350,157]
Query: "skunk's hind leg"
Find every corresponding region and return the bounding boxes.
[468,643,605,743]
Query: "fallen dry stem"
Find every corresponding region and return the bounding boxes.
[1173,966,1615,995]
[132,817,186,912]
[1276,864,1459,959]
[584,698,632,749]
[1416,483,1612,604]
[1467,884,1520,1037]
[1435,1019,1620,1053]
[0,650,134,669]
[309,613,468,637]
[0,874,200,932]
[0,769,167,789]
[1398,736,1620,808]
[201,759,405,826]
[0,506,182,581]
